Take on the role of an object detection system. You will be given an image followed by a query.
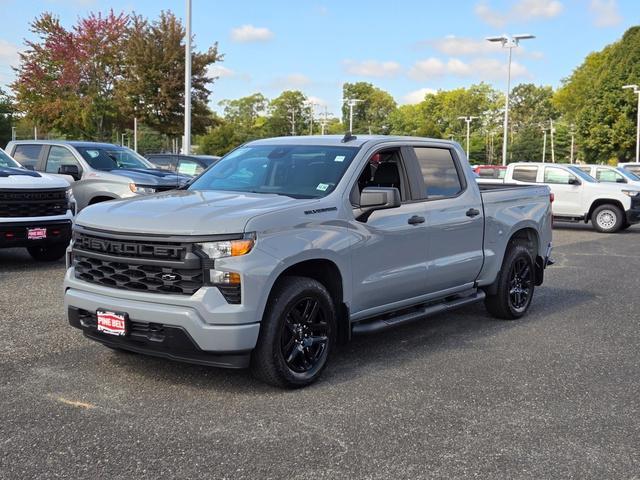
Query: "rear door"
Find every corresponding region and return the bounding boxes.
[11,144,45,171]
[411,145,484,293]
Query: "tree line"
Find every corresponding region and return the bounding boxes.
[1,10,639,165]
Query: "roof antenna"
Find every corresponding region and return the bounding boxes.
[341,131,357,143]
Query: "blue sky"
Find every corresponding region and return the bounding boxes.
[0,0,638,117]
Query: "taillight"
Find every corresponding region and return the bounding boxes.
[549,193,554,203]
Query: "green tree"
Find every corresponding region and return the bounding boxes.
[120,11,222,138]
[342,82,396,134]
[266,90,309,137]
[0,88,15,148]
[554,26,640,163]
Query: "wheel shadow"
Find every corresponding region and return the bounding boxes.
[0,248,66,272]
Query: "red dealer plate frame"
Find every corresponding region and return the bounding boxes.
[27,228,47,240]
[96,310,128,336]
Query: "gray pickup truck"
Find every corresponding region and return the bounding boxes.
[64,135,553,387]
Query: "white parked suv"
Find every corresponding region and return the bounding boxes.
[0,148,74,261]
[501,163,640,233]
[577,164,640,187]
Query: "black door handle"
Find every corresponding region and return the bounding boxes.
[408,215,425,225]
[466,208,480,218]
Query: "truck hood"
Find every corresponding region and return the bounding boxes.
[0,166,70,189]
[108,168,189,187]
[76,190,310,235]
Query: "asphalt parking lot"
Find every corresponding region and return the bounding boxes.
[1,225,639,479]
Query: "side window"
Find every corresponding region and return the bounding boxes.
[477,168,495,178]
[596,168,624,183]
[578,166,591,174]
[177,159,204,176]
[512,166,538,182]
[45,146,81,174]
[413,147,462,199]
[12,145,43,170]
[544,167,575,184]
[351,149,407,205]
[149,156,175,170]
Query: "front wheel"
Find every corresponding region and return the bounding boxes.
[251,276,336,388]
[27,244,67,262]
[485,241,535,320]
[592,204,624,233]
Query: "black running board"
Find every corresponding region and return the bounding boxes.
[351,290,486,336]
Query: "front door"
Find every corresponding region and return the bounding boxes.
[543,166,582,216]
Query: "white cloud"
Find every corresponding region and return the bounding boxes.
[207,65,235,79]
[431,35,502,56]
[307,95,327,107]
[409,57,530,81]
[589,0,622,27]
[343,59,401,77]
[475,0,563,26]
[408,58,446,80]
[0,39,20,66]
[268,73,312,90]
[402,88,438,104]
[230,24,274,43]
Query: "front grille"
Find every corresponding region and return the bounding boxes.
[74,253,204,295]
[74,231,185,260]
[0,188,68,218]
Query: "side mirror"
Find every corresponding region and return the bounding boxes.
[356,187,401,222]
[616,177,627,183]
[568,177,581,186]
[58,164,81,181]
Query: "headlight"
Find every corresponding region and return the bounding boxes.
[129,183,156,194]
[65,188,73,200]
[622,189,640,197]
[197,236,255,259]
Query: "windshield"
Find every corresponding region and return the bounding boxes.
[188,144,359,199]
[567,166,596,183]
[76,146,154,171]
[618,167,640,181]
[0,149,21,169]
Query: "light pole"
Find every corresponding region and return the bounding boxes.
[570,124,575,164]
[288,107,296,136]
[486,33,535,166]
[11,126,16,141]
[343,98,362,133]
[183,0,192,154]
[458,116,478,159]
[550,119,556,163]
[622,84,640,163]
[133,117,138,152]
[541,125,547,163]
[306,102,318,135]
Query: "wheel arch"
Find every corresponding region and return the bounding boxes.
[587,199,625,220]
[88,195,117,205]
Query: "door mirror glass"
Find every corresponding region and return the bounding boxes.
[568,177,581,185]
[356,187,401,222]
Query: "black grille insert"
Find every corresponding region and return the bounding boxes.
[0,188,68,218]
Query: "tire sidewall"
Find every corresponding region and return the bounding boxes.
[505,247,535,317]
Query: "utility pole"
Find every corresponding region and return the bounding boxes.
[550,119,556,163]
[622,84,640,163]
[34,126,37,140]
[486,33,536,166]
[343,98,362,133]
[11,126,16,141]
[458,116,478,159]
[121,133,126,146]
[288,107,296,136]
[133,117,138,152]
[542,125,547,163]
[183,0,192,154]
[307,102,318,135]
[319,106,330,135]
[570,124,575,164]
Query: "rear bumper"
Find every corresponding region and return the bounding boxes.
[0,219,72,248]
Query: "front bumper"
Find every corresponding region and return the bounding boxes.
[64,273,261,369]
[625,208,640,224]
[0,219,72,249]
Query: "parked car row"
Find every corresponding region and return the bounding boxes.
[477,162,640,233]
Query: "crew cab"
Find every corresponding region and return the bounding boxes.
[64,136,552,388]
[496,163,640,233]
[1,147,73,261]
[6,141,189,211]
[618,162,640,177]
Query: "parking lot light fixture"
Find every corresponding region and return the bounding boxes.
[622,84,640,163]
[458,116,478,159]
[486,33,535,166]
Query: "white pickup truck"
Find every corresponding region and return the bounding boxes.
[1,148,74,260]
[577,164,640,187]
[482,162,640,233]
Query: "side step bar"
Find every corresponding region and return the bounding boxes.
[351,290,486,336]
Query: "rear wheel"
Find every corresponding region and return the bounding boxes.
[485,241,535,320]
[251,276,336,388]
[27,244,67,262]
[591,204,624,233]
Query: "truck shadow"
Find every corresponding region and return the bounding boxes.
[0,248,66,272]
[95,285,594,393]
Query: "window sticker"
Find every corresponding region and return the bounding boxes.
[316,183,329,191]
[334,155,346,163]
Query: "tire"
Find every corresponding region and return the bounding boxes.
[251,276,336,388]
[485,240,535,320]
[27,244,67,262]
[621,222,631,231]
[591,204,624,233]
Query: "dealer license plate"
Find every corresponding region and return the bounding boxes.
[96,310,128,336]
[27,228,47,240]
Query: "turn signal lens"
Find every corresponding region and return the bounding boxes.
[197,236,255,259]
[231,239,254,257]
[209,270,241,284]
